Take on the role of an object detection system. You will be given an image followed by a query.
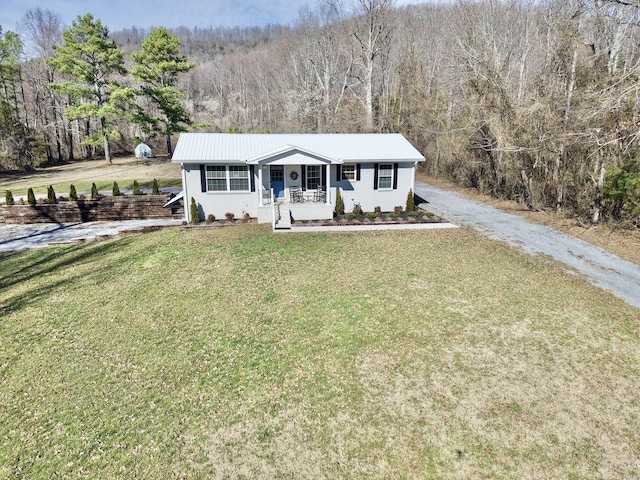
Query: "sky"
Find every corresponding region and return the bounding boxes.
[1,0,433,32]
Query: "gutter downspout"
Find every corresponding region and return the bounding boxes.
[181,163,189,222]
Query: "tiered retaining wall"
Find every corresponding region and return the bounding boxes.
[0,195,183,224]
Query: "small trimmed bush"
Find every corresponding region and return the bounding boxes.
[69,184,78,201]
[5,190,15,205]
[27,188,36,206]
[206,213,215,224]
[335,189,344,215]
[345,213,356,220]
[374,206,381,213]
[407,210,420,217]
[112,181,121,196]
[394,205,403,215]
[190,197,200,224]
[366,211,378,220]
[132,180,142,195]
[225,212,235,221]
[353,205,363,215]
[47,185,57,204]
[406,188,415,212]
[91,183,98,199]
[152,178,160,195]
[243,212,250,222]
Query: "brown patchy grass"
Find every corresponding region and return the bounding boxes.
[1,225,638,479]
[418,173,640,266]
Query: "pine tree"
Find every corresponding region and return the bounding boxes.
[406,188,415,212]
[47,185,57,204]
[91,182,98,199]
[112,181,120,196]
[131,27,196,156]
[132,180,142,195]
[69,184,78,201]
[27,187,36,205]
[151,178,160,195]
[5,190,14,205]
[335,188,344,215]
[48,14,126,163]
[190,197,200,224]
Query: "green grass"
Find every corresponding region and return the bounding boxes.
[2,179,181,197]
[0,226,638,479]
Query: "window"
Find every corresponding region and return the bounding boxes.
[306,165,321,190]
[342,164,356,180]
[206,165,250,192]
[378,163,393,189]
[206,166,226,191]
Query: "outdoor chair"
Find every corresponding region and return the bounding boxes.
[314,185,326,203]
[290,186,304,203]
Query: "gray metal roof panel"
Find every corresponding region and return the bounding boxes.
[171,133,425,163]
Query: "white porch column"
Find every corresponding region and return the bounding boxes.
[258,164,263,206]
[326,163,331,205]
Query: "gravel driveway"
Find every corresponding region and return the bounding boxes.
[415,182,640,309]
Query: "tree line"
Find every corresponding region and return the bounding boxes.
[1,0,640,226]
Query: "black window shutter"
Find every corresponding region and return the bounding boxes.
[393,163,399,190]
[200,164,207,192]
[373,163,379,190]
[249,165,255,192]
[356,163,361,181]
[301,165,306,191]
[321,166,327,187]
[336,165,342,182]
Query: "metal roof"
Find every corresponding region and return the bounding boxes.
[171,133,425,164]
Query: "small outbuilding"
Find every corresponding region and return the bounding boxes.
[135,142,155,158]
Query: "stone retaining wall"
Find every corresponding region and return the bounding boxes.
[0,195,183,224]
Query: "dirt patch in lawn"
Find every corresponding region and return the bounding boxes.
[418,173,640,266]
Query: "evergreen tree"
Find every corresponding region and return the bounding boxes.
[406,188,415,212]
[112,181,120,196]
[190,197,199,224]
[151,178,160,195]
[91,182,98,199]
[47,185,57,204]
[130,27,196,156]
[48,14,126,163]
[69,184,78,201]
[132,180,142,195]
[335,188,344,215]
[5,190,14,205]
[27,187,36,205]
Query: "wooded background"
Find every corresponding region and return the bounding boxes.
[2,0,640,225]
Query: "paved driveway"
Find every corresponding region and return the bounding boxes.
[415,182,640,309]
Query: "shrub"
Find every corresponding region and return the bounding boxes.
[353,205,363,215]
[190,197,200,224]
[47,185,57,204]
[152,178,160,195]
[69,184,78,201]
[388,212,398,219]
[27,188,36,206]
[345,212,356,220]
[225,212,235,221]
[5,190,15,205]
[406,188,415,212]
[79,194,86,200]
[407,210,420,217]
[58,196,66,202]
[112,181,121,196]
[366,211,378,220]
[132,180,142,195]
[335,188,344,215]
[206,213,215,224]
[91,183,98,199]
[374,205,381,213]
[243,212,251,222]
[394,205,403,214]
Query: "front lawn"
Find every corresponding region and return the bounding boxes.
[0,226,638,479]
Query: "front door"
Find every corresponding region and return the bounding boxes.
[270,166,284,199]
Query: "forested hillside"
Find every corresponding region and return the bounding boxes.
[2,0,640,226]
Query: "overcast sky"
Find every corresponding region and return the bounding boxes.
[1,0,434,32]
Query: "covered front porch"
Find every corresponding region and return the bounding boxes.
[249,145,341,227]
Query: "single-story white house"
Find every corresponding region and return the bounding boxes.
[170,133,425,228]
